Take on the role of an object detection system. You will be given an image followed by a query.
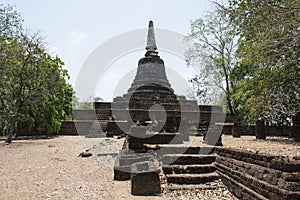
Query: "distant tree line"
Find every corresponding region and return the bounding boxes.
[72,96,103,109]
[186,0,300,125]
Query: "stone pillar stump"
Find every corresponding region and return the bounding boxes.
[293,112,300,142]
[232,122,241,138]
[204,126,222,146]
[255,120,266,140]
[128,126,147,150]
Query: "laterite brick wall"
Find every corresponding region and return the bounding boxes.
[215,147,300,200]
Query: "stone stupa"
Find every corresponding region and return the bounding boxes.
[107,21,200,138]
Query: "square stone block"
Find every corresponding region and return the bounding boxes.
[131,161,161,195]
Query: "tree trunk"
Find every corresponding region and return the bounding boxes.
[5,117,17,144]
[224,73,235,116]
[226,92,234,115]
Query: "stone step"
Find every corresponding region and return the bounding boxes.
[166,172,220,184]
[163,164,216,174]
[154,145,215,155]
[165,182,219,191]
[128,133,184,145]
[96,114,109,120]
[160,154,216,165]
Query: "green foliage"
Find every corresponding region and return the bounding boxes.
[227,0,300,124]
[228,0,300,67]
[185,6,239,114]
[0,4,23,37]
[0,4,73,141]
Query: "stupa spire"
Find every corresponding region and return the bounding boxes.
[146,21,158,54]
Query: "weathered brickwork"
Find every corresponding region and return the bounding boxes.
[215,147,300,200]
[59,120,93,135]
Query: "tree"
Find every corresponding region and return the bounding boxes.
[227,0,300,124]
[0,4,23,37]
[227,0,300,68]
[0,4,73,143]
[185,6,239,115]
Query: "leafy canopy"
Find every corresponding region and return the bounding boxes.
[0,4,73,141]
[227,0,300,124]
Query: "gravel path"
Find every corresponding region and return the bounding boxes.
[0,136,237,200]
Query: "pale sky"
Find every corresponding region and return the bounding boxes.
[2,0,216,101]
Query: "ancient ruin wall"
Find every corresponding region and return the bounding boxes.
[59,120,93,135]
[214,147,300,200]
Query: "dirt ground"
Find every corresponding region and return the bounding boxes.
[0,136,167,200]
[191,135,300,157]
[1,135,298,199]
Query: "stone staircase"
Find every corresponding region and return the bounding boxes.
[157,145,220,189]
